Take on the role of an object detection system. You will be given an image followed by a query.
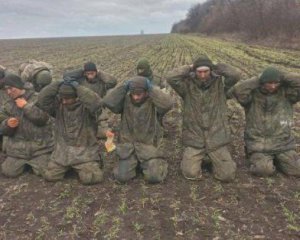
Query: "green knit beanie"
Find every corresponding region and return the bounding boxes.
[259,67,281,84]
[137,59,152,78]
[58,83,77,99]
[129,76,148,93]
[4,74,24,89]
[193,55,214,71]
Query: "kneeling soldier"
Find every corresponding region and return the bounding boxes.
[38,73,104,184]
[230,67,300,177]
[103,76,173,183]
[0,74,53,177]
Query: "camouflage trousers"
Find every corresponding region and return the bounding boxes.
[181,146,236,182]
[44,161,103,185]
[1,154,50,177]
[249,150,300,177]
[97,109,111,139]
[114,143,168,184]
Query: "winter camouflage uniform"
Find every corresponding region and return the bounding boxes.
[167,59,240,182]
[103,76,173,183]
[230,68,300,177]
[0,90,53,177]
[38,81,104,184]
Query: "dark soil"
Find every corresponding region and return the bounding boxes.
[0,35,299,240]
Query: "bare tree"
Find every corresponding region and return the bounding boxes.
[171,0,300,40]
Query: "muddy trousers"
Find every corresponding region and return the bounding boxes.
[1,154,50,177]
[249,150,300,177]
[97,109,111,139]
[181,146,236,182]
[44,161,103,185]
[114,145,168,184]
[114,157,168,184]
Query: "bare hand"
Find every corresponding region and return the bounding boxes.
[7,118,19,128]
[106,130,114,138]
[15,98,28,109]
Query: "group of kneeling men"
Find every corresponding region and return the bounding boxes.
[0,55,299,185]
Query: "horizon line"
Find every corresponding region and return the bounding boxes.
[0,32,172,41]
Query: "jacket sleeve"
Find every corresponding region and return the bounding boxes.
[23,99,50,127]
[152,75,165,89]
[0,107,17,136]
[281,72,300,103]
[102,83,127,114]
[76,85,102,114]
[214,63,241,95]
[166,65,190,98]
[98,71,117,90]
[149,86,174,116]
[229,77,259,107]
[37,81,61,117]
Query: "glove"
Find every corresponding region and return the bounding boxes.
[69,80,79,88]
[123,80,131,92]
[189,71,196,79]
[145,78,152,91]
[64,76,79,88]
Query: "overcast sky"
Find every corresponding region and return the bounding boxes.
[0,0,205,39]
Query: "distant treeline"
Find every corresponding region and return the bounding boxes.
[171,0,300,39]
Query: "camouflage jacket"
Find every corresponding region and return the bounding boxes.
[0,89,9,106]
[0,90,54,159]
[103,84,173,146]
[149,74,166,89]
[167,63,240,152]
[38,82,102,166]
[19,60,52,83]
[230,73,300,154]
[0,66,10,105]
[79,70,117,98]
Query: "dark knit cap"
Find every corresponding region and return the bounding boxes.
[83,62,97,72]
[129,76,148,93]
[58,83,77,99]
[0,69,4,79]
[259,67,281,84]
[3,74,24,89]
[193,55,214,70]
